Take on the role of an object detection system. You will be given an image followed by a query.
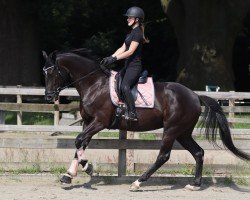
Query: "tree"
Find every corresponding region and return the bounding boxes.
[0,0,40,86]
[0,0,177,86]
[161,0,250,90]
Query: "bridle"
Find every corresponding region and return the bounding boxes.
[43,64,101,97]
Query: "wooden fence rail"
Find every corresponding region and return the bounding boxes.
[0,86,250,176]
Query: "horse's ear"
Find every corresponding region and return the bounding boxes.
[50,50,58,62]
[42,51,48,60]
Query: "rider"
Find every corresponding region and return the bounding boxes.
[101,6,148,121]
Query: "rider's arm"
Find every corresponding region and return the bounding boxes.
[115,41,139,60]
[112,43,126,57]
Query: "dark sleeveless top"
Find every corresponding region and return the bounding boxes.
[124,26,143,67]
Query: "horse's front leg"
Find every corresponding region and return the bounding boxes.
[60,119,104,184]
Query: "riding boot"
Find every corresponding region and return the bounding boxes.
[121,71,140,121]
[125,99,138,121]
[126,110,138,121]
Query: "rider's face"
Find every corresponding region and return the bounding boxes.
[127,16,136,26]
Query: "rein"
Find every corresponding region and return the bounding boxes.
[57,68,101,92]
[44,65,102,95]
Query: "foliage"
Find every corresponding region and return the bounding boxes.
[21,0,178,82]
[83,31,117,57]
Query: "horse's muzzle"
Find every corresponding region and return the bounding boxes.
[45,94,54,102]
[45,91,58,102]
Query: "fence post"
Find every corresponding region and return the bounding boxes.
[118,130,127,177]
[229,99,235,118]
[17,85,22,125]
[127,131,135,173]
[0,110,5,125]
[228,92,235,128]
[54,99,60,126]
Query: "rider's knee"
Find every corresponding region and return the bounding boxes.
[121,84,129,93]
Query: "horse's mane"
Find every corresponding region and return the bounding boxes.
[69,48,100,61]
[49,48,100,63]
[49,48,110,76]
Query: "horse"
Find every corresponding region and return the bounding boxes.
[42,48,250,191]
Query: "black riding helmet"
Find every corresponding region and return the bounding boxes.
[123,6,145,22]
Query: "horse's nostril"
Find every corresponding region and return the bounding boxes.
[45,95,53,102]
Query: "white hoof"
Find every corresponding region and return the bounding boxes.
[185,184,201,191]
[129,180,141,191]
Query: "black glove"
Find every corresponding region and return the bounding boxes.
[100,56,117,67]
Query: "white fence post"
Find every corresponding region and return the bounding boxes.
[17,85,22,125]
[54,99,60,126]
[127,131,135,173]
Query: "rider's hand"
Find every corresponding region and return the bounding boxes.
[100,56,117,67]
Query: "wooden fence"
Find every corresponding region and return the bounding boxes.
[0,86,250,176]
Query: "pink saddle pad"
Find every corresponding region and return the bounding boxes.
[109,70,155,108]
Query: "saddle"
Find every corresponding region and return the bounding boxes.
[109,70,155,128]
[115,70,148,102]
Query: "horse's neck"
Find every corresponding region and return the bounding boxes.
[74,71,108,98]
[60,54,108,97]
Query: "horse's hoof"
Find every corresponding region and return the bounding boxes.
[129,180,141,191]
[60,174,72,185]
[184,184,201,191]
[129,183,140,191]
[85,163,93,176]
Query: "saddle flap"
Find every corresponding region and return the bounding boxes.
[110,70,155,108]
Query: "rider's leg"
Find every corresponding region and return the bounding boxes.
[121,66,141,120]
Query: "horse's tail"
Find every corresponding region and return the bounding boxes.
[198,95,250,161]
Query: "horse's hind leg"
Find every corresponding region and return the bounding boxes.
[177,134,204,190]
[130,134,175,191]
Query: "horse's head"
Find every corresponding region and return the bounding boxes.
[42,48,110,102]
[42,50,69,102]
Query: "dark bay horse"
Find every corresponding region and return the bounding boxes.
[42,48,250,191]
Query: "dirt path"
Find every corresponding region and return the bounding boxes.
[0,174,249,200]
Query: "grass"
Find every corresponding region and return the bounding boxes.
[0,164,249,186]
[0,165,66,175]
[0,168,4,175]
[98,132,119,138]
[226,113,250,129]
[4,111,250,129]
[5,111,53,125]
[157,165,195,175]
[197,113,250,129]
[233,123,250,129]
[224,176,234,185]
[9,164,42,174]
[50,166,67,175]
[234,177,249,186]
[139,133,156,140]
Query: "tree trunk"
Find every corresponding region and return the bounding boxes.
[0,0,40,86]
[162,0,250,90]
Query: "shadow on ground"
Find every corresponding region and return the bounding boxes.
[61,175,250,193]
